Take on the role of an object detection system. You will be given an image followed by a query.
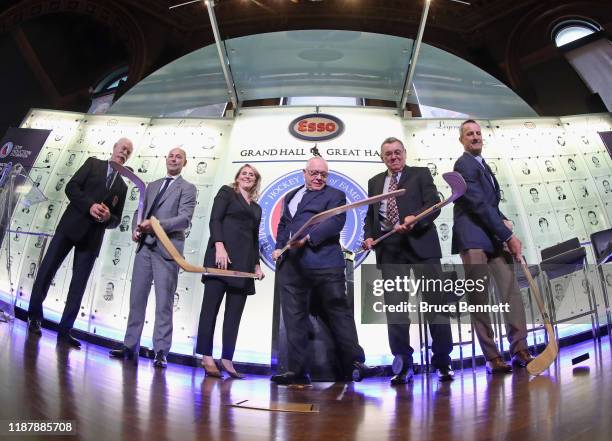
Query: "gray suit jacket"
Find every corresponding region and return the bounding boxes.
[133,175,197,259]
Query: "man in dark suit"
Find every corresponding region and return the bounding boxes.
[271,157,380,387]
[452,119,532,373]
[109,148,196,367]
[27,137,134,348]
[363,137,454,384]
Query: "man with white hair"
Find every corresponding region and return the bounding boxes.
[271,157,381,387]
[27,137,134,348]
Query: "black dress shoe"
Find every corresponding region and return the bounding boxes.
[486,357,512,374]
[351,361,383,382]
[437,365,455,382]
[27,318,42,335]
[153,351,167,368]
[109,346,138,364]
[57,332,81,349]
[511,350,534,368]
[270,372,312,387]
[390,371,414,385]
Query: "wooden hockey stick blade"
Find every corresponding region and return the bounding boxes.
[150,216,258,278]
[520,261,559,375]
[277,188,406,257]
[110,160,146,225]
[358,172,466,253]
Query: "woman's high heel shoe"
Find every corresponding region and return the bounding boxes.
[201,358,223,378]
[220,359,245,379]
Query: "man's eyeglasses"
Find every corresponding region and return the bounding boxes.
[304,169,328,179]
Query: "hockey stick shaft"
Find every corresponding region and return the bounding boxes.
[357,172,466,254]
[520,260,558,375]
[150,216,258,278]
[277,188,406,257]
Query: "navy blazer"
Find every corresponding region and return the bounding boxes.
[55,157,127,255]
[451,152,512,254]
[275,184,346,269]
[364,165,442,260]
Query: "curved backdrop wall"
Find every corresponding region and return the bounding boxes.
[2,107,611,365]
[107,30,537,119]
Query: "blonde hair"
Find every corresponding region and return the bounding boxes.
[232,164,261,201]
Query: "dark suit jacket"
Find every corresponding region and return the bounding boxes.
[55,157,127,255]
[364,165,442,261]
[451,152,512,254]
[203,185,262,293]
[275,185,346,269]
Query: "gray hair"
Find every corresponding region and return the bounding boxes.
[380,137,405,151]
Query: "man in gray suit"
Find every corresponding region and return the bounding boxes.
[109,148,196,367]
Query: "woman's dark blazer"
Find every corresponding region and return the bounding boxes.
[202,185,262,294]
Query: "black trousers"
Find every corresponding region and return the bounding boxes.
[378,235,453,368]
[196,278,247,360]
[277,258,365,376]
[27,231,98,333]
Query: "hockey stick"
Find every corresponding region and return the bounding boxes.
[109,160,146,225]
[520,259,558,375]
[150,216,258,278]
[276,188,406,258]
[358,172,466,254]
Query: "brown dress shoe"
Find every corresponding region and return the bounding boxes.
[486,357,512,374]
[511,350,534,368]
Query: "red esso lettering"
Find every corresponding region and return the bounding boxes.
[297,119,336,134]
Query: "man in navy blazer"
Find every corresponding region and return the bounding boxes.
[363,137,453,384]
[27,138,133,348]
[452,120,532,373]
[271,157,379,387]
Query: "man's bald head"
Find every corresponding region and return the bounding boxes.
[166,147,187,176]
[303,157,329,191]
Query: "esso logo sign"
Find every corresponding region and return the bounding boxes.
[289,114,344,142]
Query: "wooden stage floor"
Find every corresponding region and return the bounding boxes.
[0,321,611,441]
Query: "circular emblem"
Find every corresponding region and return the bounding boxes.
[258,169,369,271]
[0,141,14,158]
[288,113,344,142]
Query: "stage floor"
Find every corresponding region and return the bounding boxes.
[0,321,611,441]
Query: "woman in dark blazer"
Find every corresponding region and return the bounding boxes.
[196,164,263,378]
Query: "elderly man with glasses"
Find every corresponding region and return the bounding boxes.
[271,157,380,388]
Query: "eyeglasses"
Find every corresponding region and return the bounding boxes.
[304,169,328,179]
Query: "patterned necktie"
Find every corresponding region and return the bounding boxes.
[106,171,116,189]
[147,177,173,218]
[387,172,400,225]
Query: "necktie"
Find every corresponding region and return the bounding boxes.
[481,159,496,187]
[147,177,173,218]
[106,171,116,189]
[387,173,400,225]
